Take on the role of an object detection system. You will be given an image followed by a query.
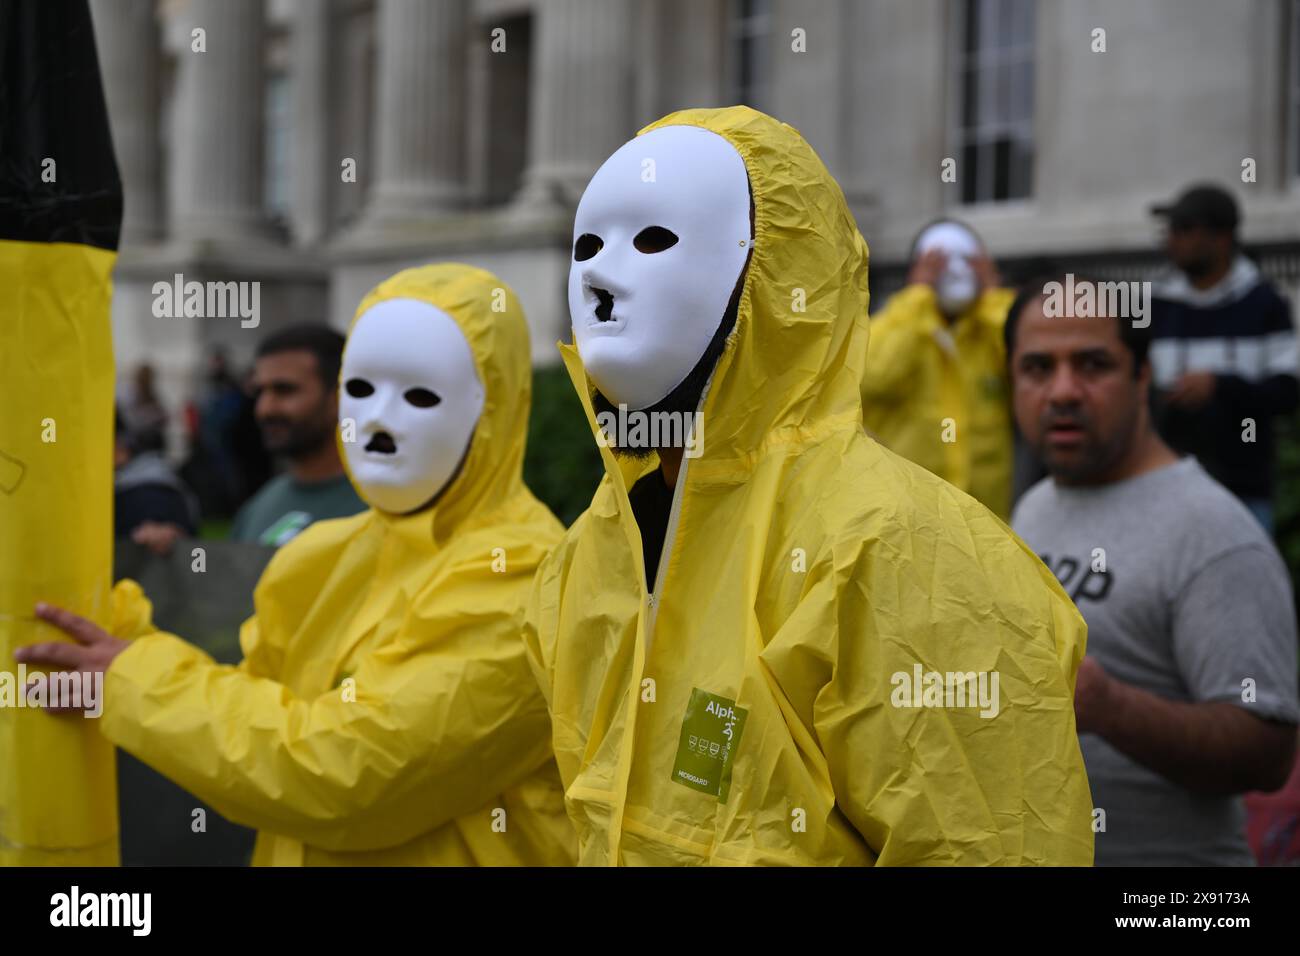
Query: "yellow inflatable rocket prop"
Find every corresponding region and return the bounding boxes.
[0,0,123,864]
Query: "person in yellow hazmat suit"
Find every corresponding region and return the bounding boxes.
[18,264,576,866]
[861,219,1016,518]
[523,106,1094,866]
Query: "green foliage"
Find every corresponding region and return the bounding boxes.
[524,365,605,527]
[198,518,232,540]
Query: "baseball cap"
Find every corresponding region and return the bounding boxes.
[1151,183,1239,233]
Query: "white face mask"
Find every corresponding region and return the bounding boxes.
[915,221,983,316]
[568,125,751,411]
[339,298,485,514]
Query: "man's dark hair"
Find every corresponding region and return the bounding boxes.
[1003,274,1152,377]
[255,323,347,390]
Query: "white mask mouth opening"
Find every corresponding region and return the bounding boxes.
[339,298,485,514]
[568,124,752,412]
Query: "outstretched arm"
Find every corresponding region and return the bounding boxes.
[19,599,553,853]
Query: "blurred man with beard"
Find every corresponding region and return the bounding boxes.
[231,324,364,546]
[1008,276,1298,865]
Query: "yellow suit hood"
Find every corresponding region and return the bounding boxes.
[560,107,871,487]
[102,263,575,866]
[528,107,1093,866]
[344,263,537,543]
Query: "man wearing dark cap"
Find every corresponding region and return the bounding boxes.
[1149,183,1298,529]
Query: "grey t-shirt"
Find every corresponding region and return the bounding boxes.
[1013,457,1299,866]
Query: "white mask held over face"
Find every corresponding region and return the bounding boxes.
[339,298,485,514]
[914,220,983,318]
[568,125,752,412]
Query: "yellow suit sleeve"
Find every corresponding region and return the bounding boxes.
[107,579,161,641]
[975,286,1016,330]
[795,539,1094,866]
[861,284,943,404]
[972,287,1015,361]
[100,609,555,853]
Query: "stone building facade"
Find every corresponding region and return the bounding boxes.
[92,0,1300,445]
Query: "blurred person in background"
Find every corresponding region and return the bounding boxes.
[1149,184,1299,532]
[120,362,168,455]
[114,407,198,555]
[230,324,364,547]
[1008,276,1299,865]
[180,348,251,520]
[229,363,274,504]
[861,219,1016,518]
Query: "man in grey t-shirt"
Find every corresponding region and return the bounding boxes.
[1005,275,1299,865]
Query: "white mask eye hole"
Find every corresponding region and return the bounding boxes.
[345,377,375,398]
[403,387,441,409]
[633,225,679,254]
[574,233,603,262]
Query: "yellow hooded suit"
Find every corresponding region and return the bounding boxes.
[100,264,575,865]
[523,107,1093,866]
[862,283,1016,518]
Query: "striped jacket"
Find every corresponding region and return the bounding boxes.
[1150,256,1298,499]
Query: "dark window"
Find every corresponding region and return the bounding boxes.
[953,0,1036,203]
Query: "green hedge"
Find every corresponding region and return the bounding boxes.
[524,365,606,526]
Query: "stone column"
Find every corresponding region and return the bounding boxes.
[91,0,162,244]
[291,0,331,245]
[170,0,269,242]
[359,0,469,228]
[515,0,636,209]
